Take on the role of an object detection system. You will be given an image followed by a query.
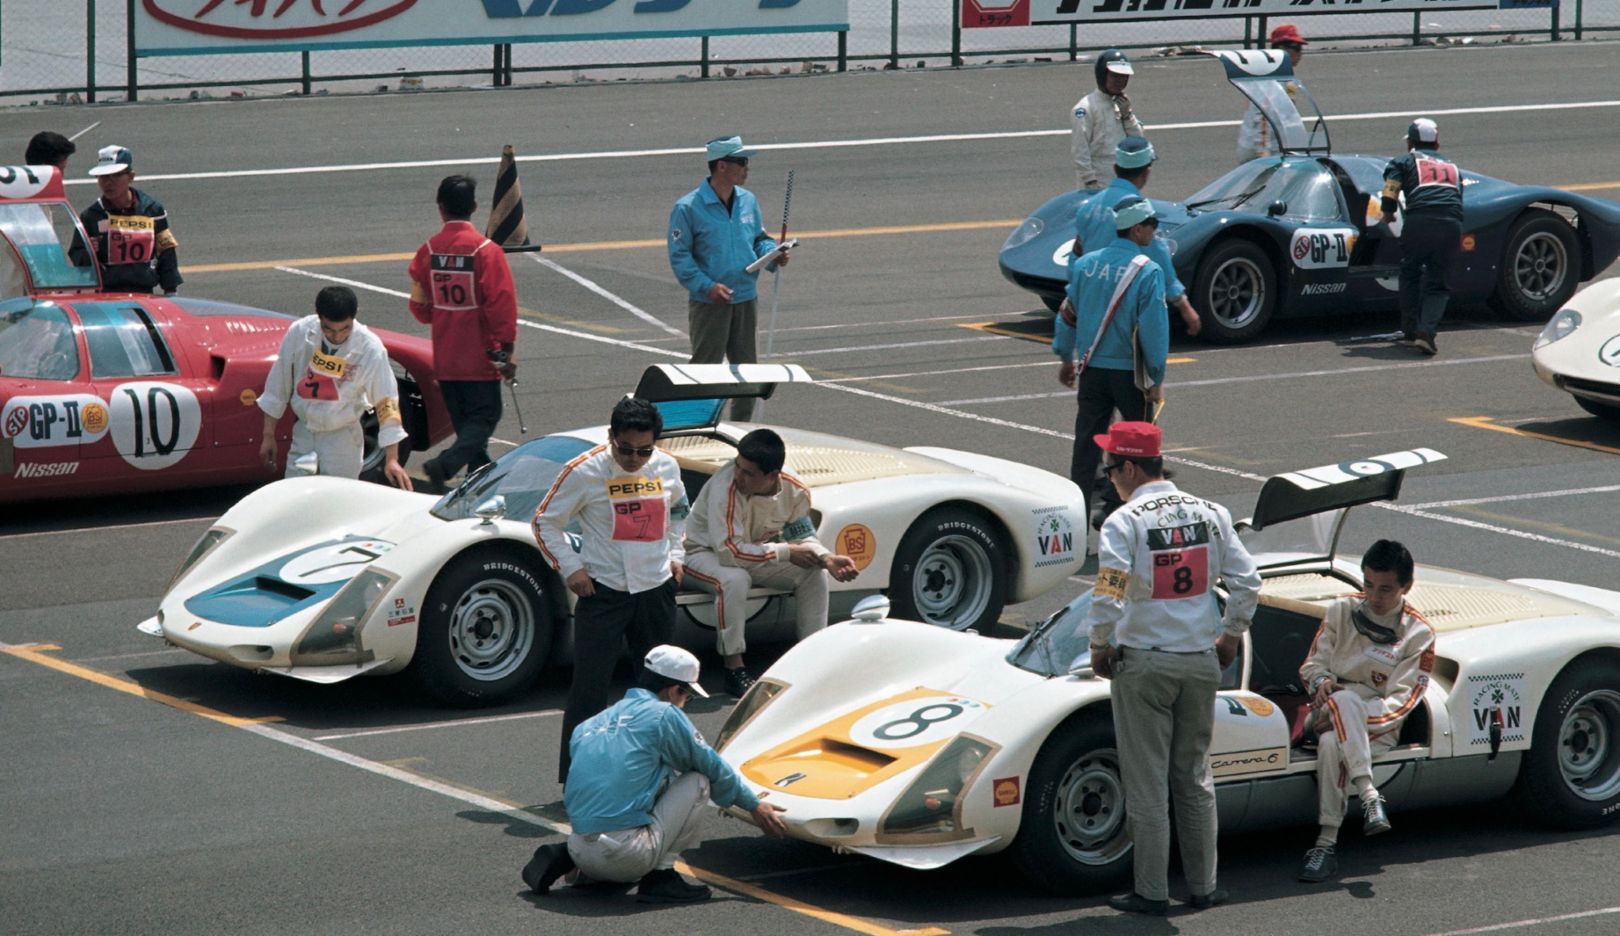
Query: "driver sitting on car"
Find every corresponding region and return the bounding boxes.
[1296,539,1436,883]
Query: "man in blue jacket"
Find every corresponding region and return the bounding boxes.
[668,135,788,421]
[521,645,787,903]
[1053,195,1169,528]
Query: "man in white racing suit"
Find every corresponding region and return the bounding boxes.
[1235,25,1307,164]
[1072,48,1144,192]
[1296,539,1435,883]
[683,428,858,697]
[258,286,412,487]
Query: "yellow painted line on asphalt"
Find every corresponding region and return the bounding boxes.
[1454,504,1620,549]
[0,643,283,728]
[1448,416,1620,457]
[2,639,948,936]
[185,220,1022,274]
[957,321,1199,363]
[1559,182,1620,192]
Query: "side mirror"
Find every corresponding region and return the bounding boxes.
[474,494,507,525]
[851,594,890,623]
[1266,200,1288,218]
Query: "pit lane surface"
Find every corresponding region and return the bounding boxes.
[5,40,1620,936]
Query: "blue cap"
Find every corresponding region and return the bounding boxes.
[705,135,756,161]
[1115,136,1156,170]
[1113,195,1157,231]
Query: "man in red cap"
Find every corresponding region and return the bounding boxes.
[1079,421,1260,916]
[1236,25,1308,164]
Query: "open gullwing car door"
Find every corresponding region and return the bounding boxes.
[1240,448,1447,570]
[632,363,812,432]
[1208,49,1330,156]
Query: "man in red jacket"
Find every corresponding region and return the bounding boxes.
[408,175,519,492]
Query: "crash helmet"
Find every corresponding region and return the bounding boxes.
[1094,49,1134,90]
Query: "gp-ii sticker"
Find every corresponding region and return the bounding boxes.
[1032,505,1076,568]
[1289,227,1356,269]
[1465,672,1526,747]
[1,394,110,448]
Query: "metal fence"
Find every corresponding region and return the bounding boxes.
[2,2,1616,104]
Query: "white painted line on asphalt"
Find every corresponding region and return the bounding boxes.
[276,265,411,299]
[529,254,684,337]
[0,515,212,540]
[490,437,519,447]
[313,708,562,741]
[766,335,1011,359]
[75,648,194,663]
[1427,905,1620,936]
[1381,503,1620,560]
[64,98,1620,185]
[68,121,101,142]
[821,360,1051,384]
[1406,484,1620,510]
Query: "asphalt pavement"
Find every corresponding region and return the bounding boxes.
[4,38,1620,936]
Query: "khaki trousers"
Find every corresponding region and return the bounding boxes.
[684,551,829,657]
[285,420,364,479]
[687,297,759,421]
[567,772,710,882]
[1110,647,1221,901]
[1317,689,1401,827]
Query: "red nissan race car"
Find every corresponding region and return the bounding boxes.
[0,165,450,504]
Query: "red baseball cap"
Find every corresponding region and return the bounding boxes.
[1269,24,1308,47]
[1094,421,1161,458]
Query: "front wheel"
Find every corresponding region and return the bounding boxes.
[409,553,553,706]
[887,507,1007,631]
[1491,209,1581,322]
[1515,658,1620,828]
[1192,239,1276,343]
[1009,717,1132,893]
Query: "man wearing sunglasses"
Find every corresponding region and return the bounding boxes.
[668,135,788,422]
[1077,421,1260,916]
[533,396,690,783]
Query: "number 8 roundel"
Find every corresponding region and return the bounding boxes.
[848,695,986,749]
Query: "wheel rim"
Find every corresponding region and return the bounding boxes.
[910,534,994,629]
[446,578,536,682]
[1514,231,1571,302]
[1052,747,1131,866]
[1557,689,1620,802]
[1207,256,1266,331]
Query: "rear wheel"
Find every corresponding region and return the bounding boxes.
[1492,209,1581,322]
[409,552,553,706]
[1009,717,1132,893]
[1515,658,1620,828]
[1193,239,1276,343]
[888,507,1007,631]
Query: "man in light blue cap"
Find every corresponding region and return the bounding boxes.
[1053,194,1169,530]
[668,135,788,421]
[1065,136,1200,337]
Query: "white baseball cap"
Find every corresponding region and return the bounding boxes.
[88,144,134,177]
[644,645,709,698]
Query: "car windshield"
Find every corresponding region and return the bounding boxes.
[0,202,99,294]
[1007,590,1093,677]
[431,435,596,522]
[1183,159,1343,222]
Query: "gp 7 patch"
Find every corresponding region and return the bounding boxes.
[606,476,666,543]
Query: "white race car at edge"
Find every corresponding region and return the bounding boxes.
[1532,275,1620,420]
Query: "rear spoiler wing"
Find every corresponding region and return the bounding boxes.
[1243,448,1447,531]
[1207,49,1331,156]
[633,363,813,403]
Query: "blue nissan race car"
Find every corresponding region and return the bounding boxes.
[999,50,1620,343]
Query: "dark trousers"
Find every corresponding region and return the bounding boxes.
[429,379,503,480]
[688,298,759,422]
[558,578,677,783]
[1070,367,1149,523]
[1398,217,1461,337]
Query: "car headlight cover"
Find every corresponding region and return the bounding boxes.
[292,569,393,665]
[715,679,787,753]
[167,526,233,591]
[1161,236,1179,257]
[1534,308,1581,349]
[1002,216,1044,251]
[878,735,995,841]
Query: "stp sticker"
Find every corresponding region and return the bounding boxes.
[848,695,986,750]
[1032,506,1076,568]
[0,394,112,448]
[108,381,202,470]
[993,776,1021,807]
[836,524,876,571]
[1289,228,1356,269]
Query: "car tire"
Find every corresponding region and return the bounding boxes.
[1514,657,1620,829]
[1574,397,1620,421]
[359,409,412,485]
[1009,717,1132,894]
[888,507,1007,631]
[1491,209,1582,322]
[1192,239,1276,343]
[409,552,554,706]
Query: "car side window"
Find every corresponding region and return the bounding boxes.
[1275,169,1342,223]
[77,303,177,379]
[0,300,79,381]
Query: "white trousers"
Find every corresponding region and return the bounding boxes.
[285,420,364,480]
[684,551,829,657]
[1317,689,1401,827]
[566,772,709,882]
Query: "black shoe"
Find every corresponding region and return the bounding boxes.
[1399,330,1417,344]
[1187,887,1228,910]
[724,666,756,697]
[1298,845,1337,883]
[521,843,575,895]
[1106,891,1168,916]
[419,460,449,495]
[1414,333,1438,356]
[1362,793,1392,835]
[636,868,711,904]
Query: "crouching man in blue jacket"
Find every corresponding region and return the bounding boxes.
[521,645,788,903]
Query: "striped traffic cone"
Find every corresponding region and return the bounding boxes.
[487,144,541,253]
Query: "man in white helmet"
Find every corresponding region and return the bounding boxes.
[1072,49,1145,192]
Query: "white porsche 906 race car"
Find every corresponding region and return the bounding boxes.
[137,365,1084,705]
[1532,276,1620,420]
[715,448,1620,891]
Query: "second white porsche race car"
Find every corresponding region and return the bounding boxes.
[1532,276,1620,420]
[715,448,1620,891]
[136,365,1084,705]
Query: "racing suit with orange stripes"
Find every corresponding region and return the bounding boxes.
[683,461,829,658]
[1299,596,1436,827]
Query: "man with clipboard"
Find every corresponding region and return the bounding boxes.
[1052,195,1169,532]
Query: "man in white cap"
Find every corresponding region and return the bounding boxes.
[522,645,788,903]
[1236,24,1308,164]
[1380,118,1463,356]
[1072,49,1144,192]
[668,135,789,422]
[68,144,182,294]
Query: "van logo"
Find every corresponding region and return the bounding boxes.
[142,0,419,40]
